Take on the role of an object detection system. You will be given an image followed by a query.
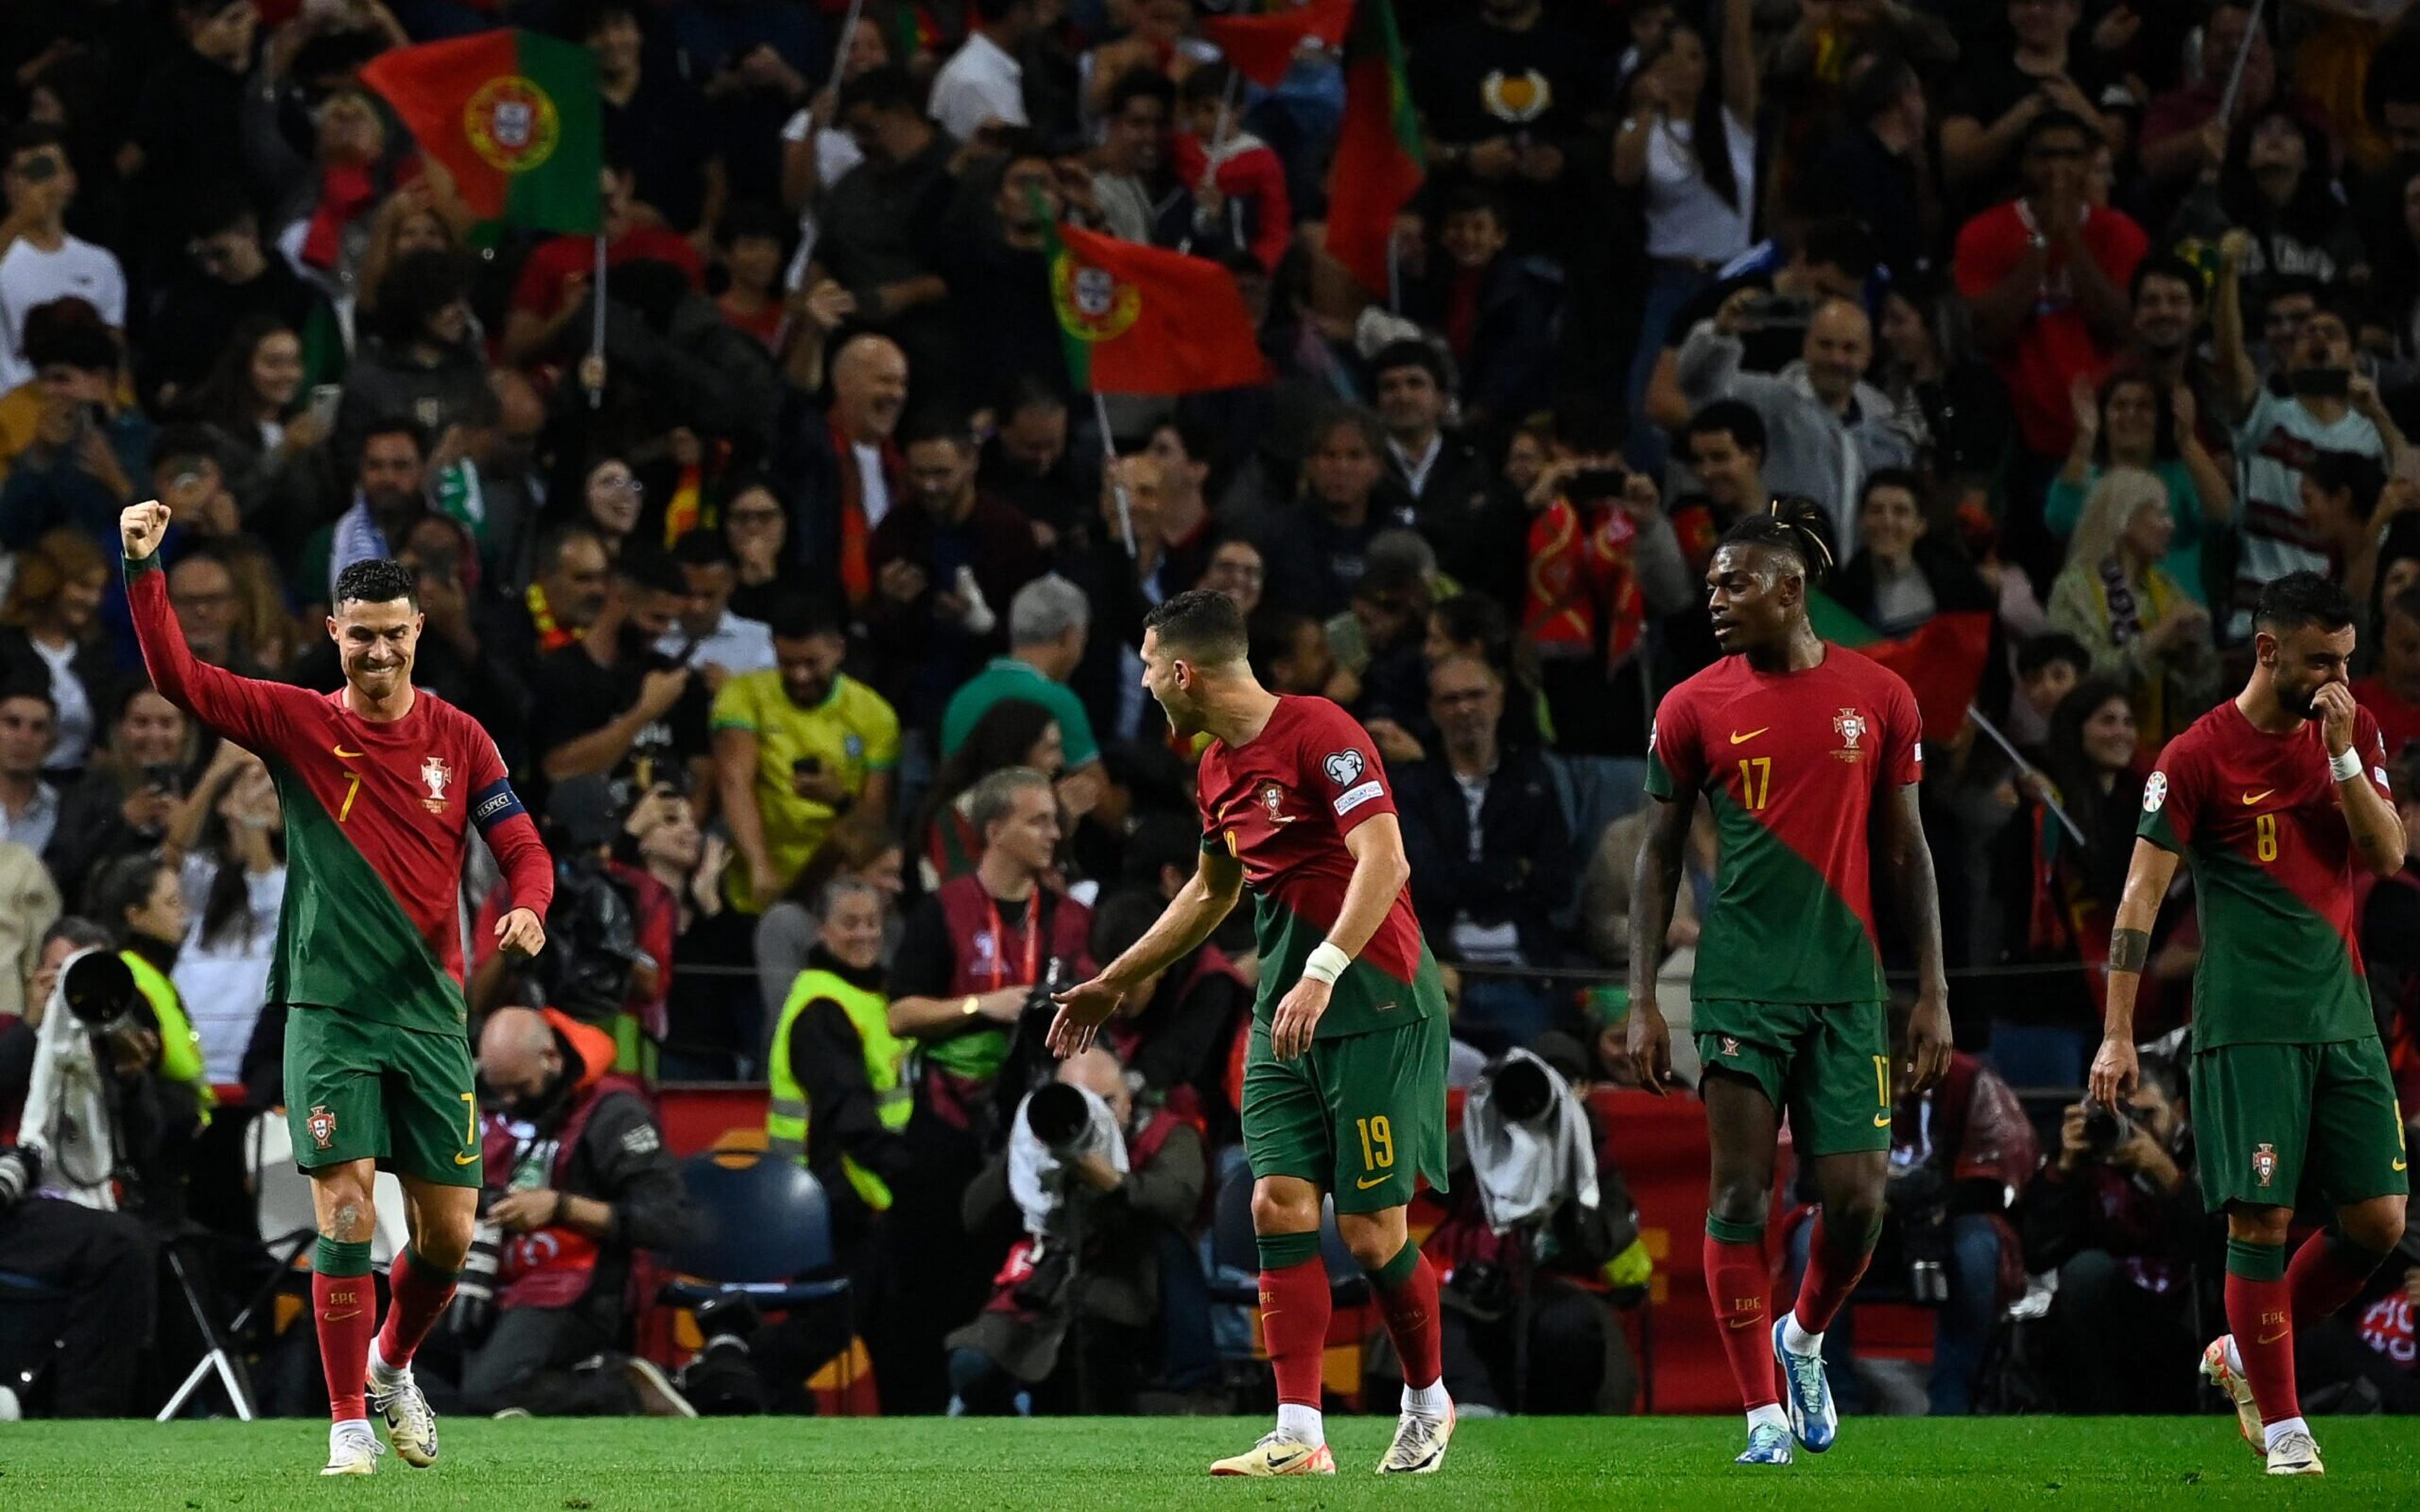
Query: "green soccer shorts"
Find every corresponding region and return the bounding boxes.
[1241,1012,1449,1213]
[285,1005,483,1187]
[2192,1038,2409,1209]
[1695,999,1892,1159]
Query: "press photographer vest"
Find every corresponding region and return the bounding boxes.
[767,967,908,1211]
[481,1045,642,1309]
[923,876,1088,1082]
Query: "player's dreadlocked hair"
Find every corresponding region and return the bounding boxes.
[333,557,420,612]
[1718,496,1836,585]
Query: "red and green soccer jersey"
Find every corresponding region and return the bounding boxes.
[1196,696,1443,1040]
[1645,646,1923,1004]
[128,558,554,1034]
[2138,700,2394,1048]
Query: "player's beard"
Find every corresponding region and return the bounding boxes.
[2274,675,2320,719]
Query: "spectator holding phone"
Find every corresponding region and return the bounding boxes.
[0,312,151,550]
[45,684,190,912]
[712,598,900,915]
[0,125,127,392]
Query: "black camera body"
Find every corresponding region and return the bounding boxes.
[2080,1097,2135,1157]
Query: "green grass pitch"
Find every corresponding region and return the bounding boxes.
[1,1416,2412,1509]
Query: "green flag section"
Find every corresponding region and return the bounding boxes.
[1808,592,1993,740]
[1034,202,1269,394]
[1326,0,1425,295]
[1692,787,1886,1006]
[2175,844,2373,1048]
[1199,0,1356,88]
[360,30,601,234]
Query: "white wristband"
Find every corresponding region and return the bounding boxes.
[2329,746,2363,783]
[1303,942,1352,986]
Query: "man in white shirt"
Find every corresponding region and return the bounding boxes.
[660,530,776,692]
[0,125,127,391]
[928,0,1035,143]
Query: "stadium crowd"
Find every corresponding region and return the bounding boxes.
[1,0,2419,1425]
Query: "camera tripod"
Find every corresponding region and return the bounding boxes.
[155,1227,316,1422]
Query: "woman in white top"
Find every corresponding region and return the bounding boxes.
[1613,0,1758,464]
[166,744,285,1084]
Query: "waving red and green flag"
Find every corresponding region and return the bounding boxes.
[1809,593,1995,740]
[1199,0,1356,88]
[1325,0,1424,296]
[1034,203,1268,394]
[360,29,601,234]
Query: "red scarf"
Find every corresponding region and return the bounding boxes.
[300,162,378,272]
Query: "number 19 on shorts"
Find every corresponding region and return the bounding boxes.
[1355,1116,1395,1176]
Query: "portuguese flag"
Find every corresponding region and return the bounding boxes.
[360,30,602,234]
[1809,592,1994,739]
[1199,0,1356,88]
[1034,198,1268,394]
[1325,0,1424,296]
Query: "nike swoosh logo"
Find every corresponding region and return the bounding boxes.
[1729,728,1770,745]
[1874,1113,1894,1128]
[2396,1159,2409,1172]
[1726,1317,1760,1330]
[323,1309,362,1322]
[2241,789,2273,805]
[2257,1329,2290,1345]
[1263,1446,1308,1470]
[1356,1174,1391,1189]
[333,746,364,759]
[455,1152,478,1166]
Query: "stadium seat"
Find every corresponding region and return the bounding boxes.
[0,1269,68,1411]
[657,1148,852,1310]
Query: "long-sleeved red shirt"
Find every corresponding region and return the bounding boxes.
[128,557,553,1035]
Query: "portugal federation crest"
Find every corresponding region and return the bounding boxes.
[464,76,563,174]
[2253,1142,2278,1187]
[307,1104,337,1151]
[1259,781,1295,824]
[1833,706,1867,762]
[1049,253,1142,343]
[421,755,454,814]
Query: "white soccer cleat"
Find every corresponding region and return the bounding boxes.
[1209,1431,1336,1476]
[369,1370,439,1467]
[1376,1402,1454,1474]
[2265,1426,2324,1477]
[2199,1336,2263,1457]
[320,1423,384,1476]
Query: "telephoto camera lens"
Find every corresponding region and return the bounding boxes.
[1490,1057,1556,1127]
[1022,1082,1093,1154]
[60,950,139,1032]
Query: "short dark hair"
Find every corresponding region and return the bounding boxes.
[0,677,56,716]
[715,198,795,252]
[2131,252,2206,306]
[1858,467,1925,510]
[1841,51,1916,129]
[149,423,224,475]
[2022,108,2095,155]
[1088,886,1167,967]
[1370,339,1448,391]
[1440,181,1510,226]
[766,595,843,642]
[1719,496,1837,581]
[186,180,256,240]
[2254,571,2358,636]
[1178,60,1235,107]
[998,370,1069,423]
[842,65,923,117]
[1799,216,1876,282]
[2017,630,2090,680]
[2304,450,2386,522]
[613,545,688,598]
[333,558,420,612]
[371,248,475,348]
[1685,399,1767,457]
[670,530,734,570]
[25,313,119,376]
[897,406,975,450]
[7,122,67,159]
[1144,587,1249,666]
[1107,66,1176,118]
[360,413,432,461]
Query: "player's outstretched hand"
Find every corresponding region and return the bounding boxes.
[1047,973,1127,1058]
[1904,990,1953,1094]
[2312,680,2358,760]
[120,500,170,560]
[494,907,546,959]
[1270,977,1331,1061]
[1627,998,1676,1095]
[2088,1034,2138,1109]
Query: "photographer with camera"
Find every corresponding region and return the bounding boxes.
[471,776,655,1055]
[431,1004,693,1419]
[0,919,164,1416]
[1778,1030,2037,1416]
[2016,1049,2213,1412]
[1415,1037,1648,1415]
[880,765,1092,1410]
[945,1046,1206,1415]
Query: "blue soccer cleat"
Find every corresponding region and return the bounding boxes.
[1772,1318,1838,1453]
[1736,1422,1794,1465]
